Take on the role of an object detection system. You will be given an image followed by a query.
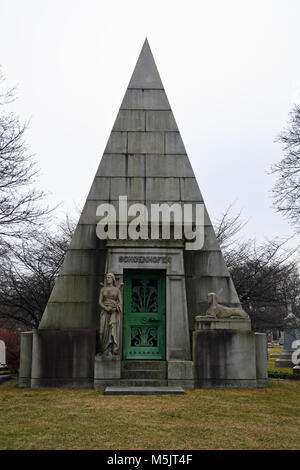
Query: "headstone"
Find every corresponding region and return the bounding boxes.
[0,339,5,366]
[275,305,300,368]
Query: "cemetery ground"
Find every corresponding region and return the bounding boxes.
[0,373,299,450]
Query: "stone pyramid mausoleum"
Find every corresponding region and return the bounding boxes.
[19,39,268,390]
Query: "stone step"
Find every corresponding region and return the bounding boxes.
[122,360,167,371]
[120,379,168,387]
[104,386,185,395]
[121,369,166,380]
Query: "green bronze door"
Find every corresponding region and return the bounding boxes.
[123,270,166,360]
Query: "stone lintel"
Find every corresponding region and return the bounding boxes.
[194,316,251,332]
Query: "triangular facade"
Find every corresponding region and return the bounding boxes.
[39,39,240,332]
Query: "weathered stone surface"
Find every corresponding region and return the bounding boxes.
[113,110,145,132]
[184,251,230,277]
[69,225,98,250]
[128,132,164,154]
[255,333,268,387]
[31,330,96,387]
[110,177,145,200]
[165,132,186,154]
[128,154,145,176]
[96,154,126,177]
[87,177,110,200]
[194,317,251,332]
[146,177,180,201]
[104,132,127,153]
[19,332,33,387]
[187,276,240,305]
[180,178,203,201]
[46,275,97,304]
[59,249,105,276]
[121,89,170,110]
[128,39,163,89]
[0,339,5,365]
[146,111,178,131]
[193,329,258,387]
[94,355,121,389]
[39,302,98,330]
[145,154,194,177]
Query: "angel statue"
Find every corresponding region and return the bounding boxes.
[98,273,123,356]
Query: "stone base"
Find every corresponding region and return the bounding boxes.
[104,386,185,395]
[167,360,194,388]
[193,318,268,388]
[293,366,300,374]
[275,349,294,368]
[94,354,121,389]
[30,329,96,388]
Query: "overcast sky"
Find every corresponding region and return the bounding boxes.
[1,0,300,245]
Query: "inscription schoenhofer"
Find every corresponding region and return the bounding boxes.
[119,255,171,264]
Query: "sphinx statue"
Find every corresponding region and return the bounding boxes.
[205,292,249,319]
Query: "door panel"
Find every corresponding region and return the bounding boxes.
[123,270,166,360]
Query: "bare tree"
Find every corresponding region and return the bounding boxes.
[214,205,300,330]
[0,68,49,249]
[271,104,300,230]
[0,217,75,329]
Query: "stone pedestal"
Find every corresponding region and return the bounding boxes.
[193,316,267,388]
[167,360,194,388]
[19,331,33,387]
[30,329,96,387]
[94,354,121,388]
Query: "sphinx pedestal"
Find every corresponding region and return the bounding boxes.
[193,317,268,388]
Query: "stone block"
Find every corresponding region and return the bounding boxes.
[96,154,126,177]
[38,301,97,330]
[255,333,268,387]
[47,275,97,303]
[113,110,145,131]
[167,276,191,361]
[201,226,221,251]
[59,249,106,277]
[194,317,251,332]
[87,177,110,200]
[146,177,180,201]
[110,177,145,200]
[145,154,194,177]
[184,251,230,277]
[128,132,164,154]
[180,178,203,201]
[19,331,33,388]
[69,225,98,250]
[128,40,163,89]
[193,329,257,387]
[146,111,178,131]
[128,154,145,176]
[104,132,127,153]
[94,355,121,388]
[31,329,96,387]
[121,89,170,110]
[165,132,186,154]
[167,361,194,380]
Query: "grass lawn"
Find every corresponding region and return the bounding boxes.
[0,377,299,450]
